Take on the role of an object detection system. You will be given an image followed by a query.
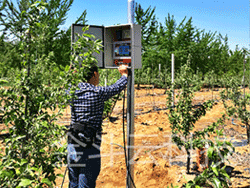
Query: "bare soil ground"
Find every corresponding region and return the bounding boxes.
[56,86,250,188]
[1,86,250,187]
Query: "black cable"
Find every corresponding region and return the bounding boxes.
[122,89,136,188]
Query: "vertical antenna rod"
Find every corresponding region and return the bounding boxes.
[128,0,135,24]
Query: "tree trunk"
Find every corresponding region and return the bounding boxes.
[247,123,250,144]
[186,149,191,174]
[22,31,31,159]
[137,83,140,89]
[196,147,208,172]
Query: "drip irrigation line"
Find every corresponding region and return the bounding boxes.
[0,99,221,139]
[114,99,220,118]
[134,93,166,98]
[61,165,68,188]
[134,86,223,99]
[0,133,10,139]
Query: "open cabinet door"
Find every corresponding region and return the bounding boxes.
[71,24,105,68]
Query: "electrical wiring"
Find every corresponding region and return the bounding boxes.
[122,88,137,188]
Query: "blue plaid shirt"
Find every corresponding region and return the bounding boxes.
[70,75,128,129]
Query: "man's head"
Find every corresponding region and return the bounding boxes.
[85,64,99,86]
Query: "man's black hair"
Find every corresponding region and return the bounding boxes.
[84,64,98,81]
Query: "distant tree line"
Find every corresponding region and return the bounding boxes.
[0,1,249,83]
[135,3,249,80]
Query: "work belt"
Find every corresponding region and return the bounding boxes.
[68,122,99,148]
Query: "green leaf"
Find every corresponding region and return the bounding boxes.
[31,167,39,172]
[35,186,43,188]
[36,22,41,27]
[41,178,52,186]
[39,148,45,153]
[57,173,64,178]
[20,159,28,166]
[37,166,43,174]
[207,147,214,159]
[212,177,221,188]
[21,10,26,17]
[0,79,8,84]
[18,179,33,186]
[15,168,21,175]
[221,168,230,179]
[0,170,14,177]
[212,166,219,176]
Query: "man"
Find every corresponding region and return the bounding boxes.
[67,64,128,188]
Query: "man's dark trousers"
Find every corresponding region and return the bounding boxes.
[67,132,102,188]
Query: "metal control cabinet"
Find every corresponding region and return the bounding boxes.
[71,23,141,69]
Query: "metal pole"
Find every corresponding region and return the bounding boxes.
[105,70,108,87]
[243,57,246,109]
[128,0,135,25]
[159,64,161,77]
[127,0,135,188]
[171,54,175,107]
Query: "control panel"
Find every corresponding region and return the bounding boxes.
[72,23,141,69]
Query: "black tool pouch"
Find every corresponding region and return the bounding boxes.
[68,123,97,148]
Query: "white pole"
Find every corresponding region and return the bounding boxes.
[128,0,135,24]
[171,54,175,107]
[127,1,135,188]
[105,78,107,87]
[159,64,161,77]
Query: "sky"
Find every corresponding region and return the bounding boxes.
[63,0,249,51]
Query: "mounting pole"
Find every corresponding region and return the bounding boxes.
[243,56,246,109]
[159,64,161,77]
[171,54,175,107]
[127,0,135,188]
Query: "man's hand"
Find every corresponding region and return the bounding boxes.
[118,65,128,77]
